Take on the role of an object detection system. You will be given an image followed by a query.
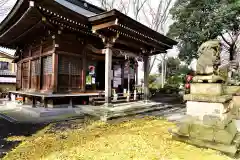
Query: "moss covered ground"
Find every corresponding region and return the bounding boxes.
[3,117,231,160]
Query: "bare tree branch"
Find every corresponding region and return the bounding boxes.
[132,0,148,20]
[97,0,174,74]
[221,34,231,46]
[118,0,130,14]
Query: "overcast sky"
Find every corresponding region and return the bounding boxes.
[0,0,17,55]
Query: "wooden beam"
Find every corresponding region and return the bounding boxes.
[57,51,83,57]
[86,44,105,54]
[18,51,53,63]
[92,20,118,32]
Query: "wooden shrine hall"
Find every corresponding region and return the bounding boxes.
[0,0,177,107]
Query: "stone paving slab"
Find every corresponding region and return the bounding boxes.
[0,99,186,123]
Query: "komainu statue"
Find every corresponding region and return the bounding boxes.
[193,40,226,83]
[196,40,221,75]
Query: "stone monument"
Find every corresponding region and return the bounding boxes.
[170,40,240,156]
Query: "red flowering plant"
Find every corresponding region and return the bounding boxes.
[185,73,194,94]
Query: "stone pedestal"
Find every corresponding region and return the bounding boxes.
[170,81,240,156]
[190,83,223,95]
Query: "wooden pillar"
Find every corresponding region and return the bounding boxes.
[43,98,48,108]
[105,44,113,104]
[8,92,11,101]
[121,63,124,91]
[82,50,87,92]
[127,59,130,102]
[28,60,31,89]
[20,62,22,90]
[38,43,43,90]
[52,53,58,93]
[135,61,138,86]
[32,97,36,108]
[69,98,73,108]
[143,56,150,101]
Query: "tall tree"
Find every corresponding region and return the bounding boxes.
[158,57,181,78]
[167,0,240,64]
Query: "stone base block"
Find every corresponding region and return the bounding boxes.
[184,94,232,103]
[173,120,237,145]
[190,83,223,96]
[186,101,230,120]
[223,85,240,95]
[192,75,225,83]
[171,134,238,156]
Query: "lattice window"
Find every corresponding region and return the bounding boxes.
[59,56,70,74]
[58,55,82,91]
[71,58,81,75]
[43,56,53,74]
[31,59,40,76]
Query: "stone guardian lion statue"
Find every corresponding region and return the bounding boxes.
[193,40,227,83]
[196,40,221,75]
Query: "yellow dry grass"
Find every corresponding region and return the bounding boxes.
[4,117,231,160]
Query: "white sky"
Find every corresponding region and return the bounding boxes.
[0,0,17,55]
[0,0,17,22]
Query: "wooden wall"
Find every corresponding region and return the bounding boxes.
[16,38,55,93]
[58,55,82,92]
[56,35,84,92]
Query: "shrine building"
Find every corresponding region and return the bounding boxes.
[0,0,177,107]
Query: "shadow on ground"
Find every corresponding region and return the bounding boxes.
[0,119,47,158]
[151,93,184,104]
